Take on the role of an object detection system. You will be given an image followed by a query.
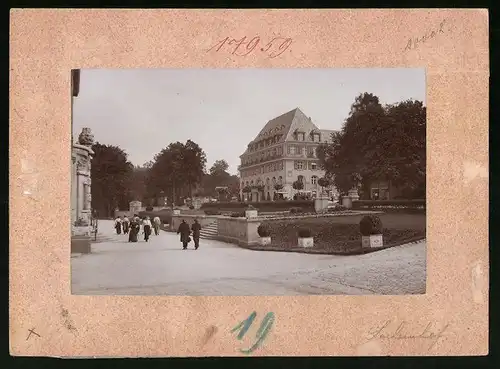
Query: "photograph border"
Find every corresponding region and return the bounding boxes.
[9,8,489,357]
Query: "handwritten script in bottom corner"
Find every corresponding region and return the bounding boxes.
[366,320,451,352]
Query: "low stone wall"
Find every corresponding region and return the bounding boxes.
[216,217,262,247]
[170,214,221,231]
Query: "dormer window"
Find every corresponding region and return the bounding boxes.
[294,129,306,141]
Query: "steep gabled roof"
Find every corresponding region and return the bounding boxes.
[252,108,299,143]
[240,108,299,157]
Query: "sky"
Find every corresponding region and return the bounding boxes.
[73,68,425,175]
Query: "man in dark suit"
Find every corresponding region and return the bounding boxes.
[191,219,202,250]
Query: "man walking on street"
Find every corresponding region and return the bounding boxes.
[177,219,191,250]
[191,219,202,250]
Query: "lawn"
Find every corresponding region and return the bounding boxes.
[260,215,425,254]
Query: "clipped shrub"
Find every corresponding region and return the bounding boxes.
[204,209,222,215]
[200,200,314,210]
[145,206,154,211]
[189,205,195,210]
[297,228,312,238]
[352,199,426,210]
[257,224,270,237]
[230,211,245,218]
[359,215,383,236]
[289,207,304,214]
[328,205,347,212]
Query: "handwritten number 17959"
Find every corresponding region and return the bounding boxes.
[231,311,275,354]
[208,36,292,58]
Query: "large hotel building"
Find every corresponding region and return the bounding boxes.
[238,108,338,202]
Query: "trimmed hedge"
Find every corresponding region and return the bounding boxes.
[201,200,315,212]
[352,199,425,211]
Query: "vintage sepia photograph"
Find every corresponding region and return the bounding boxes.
[71,68,426,296]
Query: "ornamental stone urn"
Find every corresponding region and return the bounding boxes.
[342,188,360,209]
[78,128,95,146]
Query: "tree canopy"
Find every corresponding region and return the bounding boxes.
[317,92,426,197]
[209,159,229,176]
[90,142,134,216]
[147,140,207,206]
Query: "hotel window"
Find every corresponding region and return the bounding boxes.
[272,177,276,184]
[295,161,304,170]
[277,146,283,155]
[289,145,296,155]
[311,162,317,170]
[311,175,318,185]
[298,175,304,183]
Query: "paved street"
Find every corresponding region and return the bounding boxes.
[71,220,426,296]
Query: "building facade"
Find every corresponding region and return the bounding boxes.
[238,108,338,201]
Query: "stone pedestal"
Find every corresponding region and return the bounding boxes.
[298,237,314,248]
[259,236,271,246]
[245,209,258,218]
[192,197,202,210]
[314,196,330,213]
[362,234,383,248]
[129,201,142,215]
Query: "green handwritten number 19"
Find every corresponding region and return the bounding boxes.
[231,311,275,354]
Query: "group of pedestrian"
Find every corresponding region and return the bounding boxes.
[114,215,161,243]
[114,215,202,250]
[177,219,202,250]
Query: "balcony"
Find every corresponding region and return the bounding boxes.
[239,154,283,169]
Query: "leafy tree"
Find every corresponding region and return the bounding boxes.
[209,159,229,176]
[317,92,426,198]
[148,140,207,206]
[199,159,239,198]
[90,142,133,217]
